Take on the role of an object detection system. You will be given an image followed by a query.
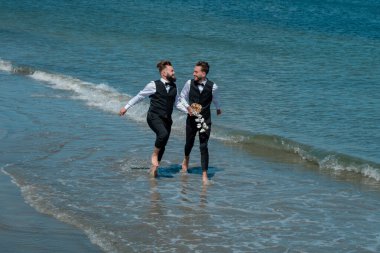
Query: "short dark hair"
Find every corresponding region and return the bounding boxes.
[157,60,172,73]
[196,61,209,75]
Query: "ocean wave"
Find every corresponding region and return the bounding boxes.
[0,59,35,74]
[214,129,380,182]
[2,58,379,182]
[1,164,116,253]
[30,70,124,114]
[0,58,147,121]
[0,59,13,72]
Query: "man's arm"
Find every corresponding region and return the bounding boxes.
[176,80,192,114]
[119,81,156,116]
[212,83,222,115]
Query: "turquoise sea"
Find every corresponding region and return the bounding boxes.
[1,1,380,252]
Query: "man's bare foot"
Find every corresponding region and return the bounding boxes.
[151,148,160,167]
[202,171,209,185]
[151,155,159,167]
[181,156,189,173]
[149,165,158,178]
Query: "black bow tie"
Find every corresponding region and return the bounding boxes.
[197,82,204,87]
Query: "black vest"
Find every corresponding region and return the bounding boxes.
[148,80,177,119]
[189,79,214,124]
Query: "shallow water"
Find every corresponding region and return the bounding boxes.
[1,1,380,252]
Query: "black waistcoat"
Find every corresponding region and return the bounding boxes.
[148,80,177,119]
[189,79,214,124]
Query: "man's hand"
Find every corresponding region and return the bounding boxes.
[119,107,127,116]
[216,109,222,115]
[187,106,193,116]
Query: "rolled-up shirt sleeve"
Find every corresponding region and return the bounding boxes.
[212,83,221,110]
[176,80,191,114]
[124,81,156,110]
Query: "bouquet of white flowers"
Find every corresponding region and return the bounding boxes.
[190,103,209,133]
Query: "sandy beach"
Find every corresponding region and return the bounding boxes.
[0,171,102,253]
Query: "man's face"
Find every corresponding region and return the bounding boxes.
[163,65,176,82]
[193,66,206,81]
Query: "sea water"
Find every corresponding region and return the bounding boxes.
[1,1,380,252]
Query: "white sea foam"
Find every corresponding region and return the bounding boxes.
[319,155,380,181]
[29,70,131,114]
[28,70,155,125]
[1,58,152,126]
[0,59,13,72]
[2,165,117,253]
[362,165,380,181]
[84,228,119,253]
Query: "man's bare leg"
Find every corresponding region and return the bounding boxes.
[151,147,160,167]
[202,171,209,185]
[149,164,158,177]
[149,147,160,177]
[181,156,189,173]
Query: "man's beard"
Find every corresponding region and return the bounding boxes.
[167,74,176,82]
[194,75,202,81]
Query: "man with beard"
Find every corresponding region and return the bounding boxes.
[176,61,222,184]
[119,60,178,177]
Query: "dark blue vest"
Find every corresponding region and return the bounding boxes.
[188,79,214,124]
[148,80,177,119]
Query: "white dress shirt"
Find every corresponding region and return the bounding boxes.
[176,79,221,114]
[124,78,180,110]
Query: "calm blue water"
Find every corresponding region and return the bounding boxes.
[1,1,380,252]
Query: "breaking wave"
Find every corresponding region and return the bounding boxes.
[2,58,379,182]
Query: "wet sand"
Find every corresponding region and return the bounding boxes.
[0,172,102,253]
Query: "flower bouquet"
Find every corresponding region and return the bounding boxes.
[190,103,209,133]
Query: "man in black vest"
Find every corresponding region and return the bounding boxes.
[176,61,222,184]
[119,60,178,177]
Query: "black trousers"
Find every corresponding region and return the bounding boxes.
[184,116,211,172]
[147,113,172,162]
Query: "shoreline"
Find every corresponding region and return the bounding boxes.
[0,171,103,253]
